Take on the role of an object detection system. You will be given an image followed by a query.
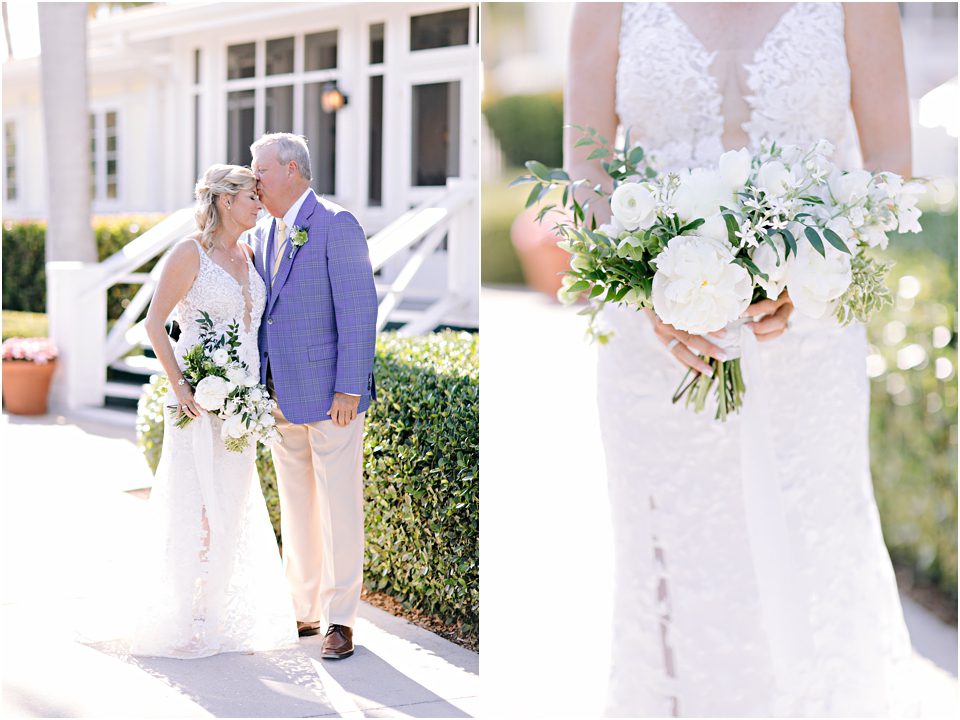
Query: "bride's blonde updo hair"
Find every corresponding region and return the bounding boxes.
[193,164,257,252]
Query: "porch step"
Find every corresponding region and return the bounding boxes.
[109,355,163,379]
[104,380,149,401]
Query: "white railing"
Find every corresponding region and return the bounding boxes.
[46,179,477,410]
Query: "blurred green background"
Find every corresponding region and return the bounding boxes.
[482,90,958,617]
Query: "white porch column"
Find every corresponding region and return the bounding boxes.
[46,262,107,410]
[446,178,479,325]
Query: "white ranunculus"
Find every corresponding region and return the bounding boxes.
[651,234,753,334]
[718,148,752,190]
[698,212,730,243]
[194,375,231,411]
[828,169,872,206]
[785,242,852,319]
[673,169,733,224]
[751,235,791,300]
[211,348,229,366]
[221,413,247,440]
[610,183,657,231]
[756,161,791,198]
[598,216,626,239]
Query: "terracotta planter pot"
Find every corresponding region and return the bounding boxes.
[2,360,57,415]
[510,206,572,299]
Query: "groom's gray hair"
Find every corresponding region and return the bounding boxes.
[251,133,312,181]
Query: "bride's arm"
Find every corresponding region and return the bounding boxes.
[145,240,202,418]
[844,3,912,176]
[564,2,622,227]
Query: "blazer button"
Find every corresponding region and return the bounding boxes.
[267,318,273,325]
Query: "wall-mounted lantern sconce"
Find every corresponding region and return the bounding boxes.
[320,83,348,113]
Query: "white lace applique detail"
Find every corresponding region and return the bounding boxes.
[743,3,850,150]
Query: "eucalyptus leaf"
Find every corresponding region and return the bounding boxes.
[525,160,551,181]
[587,147,612,161]
[822,227,851,254]
[804,226,826,257]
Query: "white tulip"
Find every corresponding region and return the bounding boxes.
[651,234,752,334]
[718,148,752,190]
[756,161,791,198]
[610,183,657,231]
[673,169,732,223]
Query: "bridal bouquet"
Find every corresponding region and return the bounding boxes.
[170,311,281,451]
[516,127,925,419]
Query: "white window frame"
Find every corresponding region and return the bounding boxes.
[89,105,124,211]
[2,116,20,206]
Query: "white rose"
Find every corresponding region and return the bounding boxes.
[193,375,231,411]
[220,413,247,440]
[785,242,852,319]
[828,169,872,206]
[651,234,753,334]
[718,148,752,190]
[211,348,229,366]
[756,161,791,198]
[751,235,791,300]
[610,183,657,231]
[673,169,732,223]
[226,366,246,385]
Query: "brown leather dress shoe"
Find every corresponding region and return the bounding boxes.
[321,624,354,659]
[297,621,321,638]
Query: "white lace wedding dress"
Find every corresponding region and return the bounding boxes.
[600,3,917,716]
[130,238,298,658]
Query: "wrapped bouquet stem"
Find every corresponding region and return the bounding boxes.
[516,127,924,420]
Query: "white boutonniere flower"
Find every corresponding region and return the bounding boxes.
[288,226,309,259]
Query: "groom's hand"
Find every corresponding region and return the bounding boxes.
[328,392,360,427]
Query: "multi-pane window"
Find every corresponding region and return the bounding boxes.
[225,33,339,195]
[4,121,16,202]
[89,110,119,202]
[367,22,385,206]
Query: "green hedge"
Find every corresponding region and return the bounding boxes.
[868,208,957,607]
[2,216,163,319]
[483,92,563,169]
[137,330,479,633]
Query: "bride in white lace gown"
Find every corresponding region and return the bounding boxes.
[567,3,918,716]
[132,165,298,658]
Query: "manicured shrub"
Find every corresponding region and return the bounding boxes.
[137,330,479,632]
[2,215,163,319]
[483,92,563,169]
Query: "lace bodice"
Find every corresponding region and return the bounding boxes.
[616,2,853,172]
[174,238,266,374]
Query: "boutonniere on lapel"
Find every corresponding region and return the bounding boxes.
[288,225,309,259]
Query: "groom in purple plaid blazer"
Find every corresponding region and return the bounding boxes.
[249,133,377,660]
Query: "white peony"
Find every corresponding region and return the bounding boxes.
[220,413,247,440]
[211,348,230,366]
[785,242,852,319]
[756,161,792,198]
[610,183,657,231]
[651,234,753,334]
[828,169,872,206]
[751,235,791,300]
[673,169,733,223]
[718,148,752,190]
[194,375,231,411]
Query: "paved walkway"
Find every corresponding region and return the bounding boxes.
[481,285,958,718]
[0,411,478,718]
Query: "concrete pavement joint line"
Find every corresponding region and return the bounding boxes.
[300,694,481,718]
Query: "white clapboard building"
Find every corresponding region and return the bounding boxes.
[2,1,479,411]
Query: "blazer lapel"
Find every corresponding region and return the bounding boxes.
[268,192,319,312]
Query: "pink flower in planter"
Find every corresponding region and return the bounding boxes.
[2,337,59,364]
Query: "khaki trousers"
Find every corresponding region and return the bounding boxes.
[271,405,365,628]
